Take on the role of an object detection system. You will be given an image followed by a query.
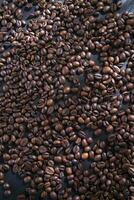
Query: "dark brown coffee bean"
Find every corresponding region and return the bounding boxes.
[127,19,134,25]
[130,187,134,193]
[128,115,134,121]
[94,129,102,136]
[17,194,26,200]
[46,99,54,106]
[50,191,57,199]
[3,183,10,190]
[62,66,69,75]
[106,125,113,133]
[64,86,71,94]
[0,172,4,180]
[54,156,62,163]
[45,167,54,175]
[4,190,11,196]
[66,167,72,175]
[128,168,134,177]
[78,117,85,124]
[24,176,31,183]
[20,138,28,147]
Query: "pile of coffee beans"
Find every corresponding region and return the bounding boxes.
[0,0,134,199]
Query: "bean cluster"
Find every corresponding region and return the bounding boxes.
[0,0,134,199]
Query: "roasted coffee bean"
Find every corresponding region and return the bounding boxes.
[0,172,4,180]
[4,190,11,197]
[45,167,54,175]
[50,191,57,199]
[128,168,134,177]
[106,125,113,133]
[81,153,89,160]
[17,194,26,200]
[20,138,28,147]
[23,176,31,183]
[130,187,134,193]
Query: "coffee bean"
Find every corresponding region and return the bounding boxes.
[41,191,47,198]
[47,99,54,106]
[94,129,102,136]
[17,194,26,200]
[45,167,54,175]
[66,167,72,175]
[78,117,85,124]
[63,85,71,93]
[3,183,10,190]
[4,190,11,196]
[0,172,4,180]
[127,19,134,25]
[54,156,62,163]
[106,125,113,133]
[130,187,134,193]
[62,66,69,75]
[128,168,134,177]
[24,176,31,183]
[128,115,134,121]
[20,138,28,147]
[50,191,57,199]
[81,153,89,160]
